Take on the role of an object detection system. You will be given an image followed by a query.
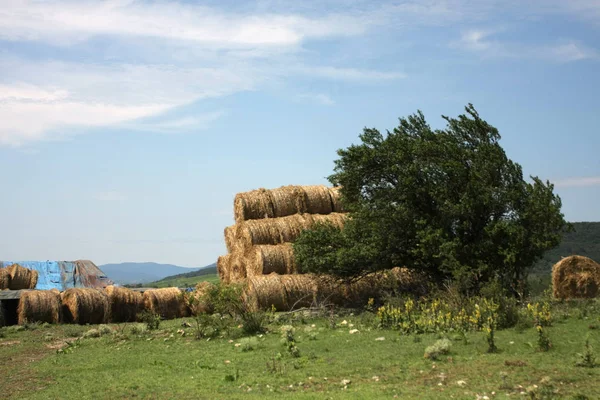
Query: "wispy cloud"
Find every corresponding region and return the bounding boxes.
[297,93,335,106]
[553,177,600,188]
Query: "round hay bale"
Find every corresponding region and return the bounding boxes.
[61,288,110,325]
[270,185,307,217]
[18,290,61,325]
[246,244,298,276]
[304,185,334,215]
[229,252,248,283]
[328,186,345,213]
[189,281,216,315]
[217,255,232,284]
[234,188,275,223]
[224,225,240,254]
[143,288,186,320]
[244,274,287,312]
[552,255,600,299]
[280,275,317,309]
[8,264,39,290]
[105,285,143,323]
[310,213,347,229]
[314,275,346,306]
[0,268,11,290]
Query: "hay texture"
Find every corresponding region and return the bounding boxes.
[246,244,298,276]
[217,255,232,284]
[0,268,11,290]
[224,225,240,254]
[189,281,216,315]
[328,186,345,213]
[18,290,61,325]
[237,213,346,248]
[234,185,341,223]
[245,274,288,312]
[61,288,110,324]
[105,285,143,322]
[8,264,38,290]
[143,288,187,319]
[281,275,317,308]
[229,252,248,283]
[552,255,600,299]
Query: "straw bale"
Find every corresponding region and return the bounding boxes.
[246,244,298,276]
[244,274,287,312]
[304,185,334,215]
[314,275,347,306]
[234,188,275,223]
[61,288,110,324]
[18,290,61,325]
[224,225,240,254]
[105,285,143,322]
[0,268,11,290]
[229,252,248,283]
[8,264,38,290]
[143,287,187,320]
[270,185,307,217]
[310,213,347,229]
[552,255,600,299]
[217,255,232,284]
[189,281,216,315]
[328,187,345,213]
[281,275,317,308]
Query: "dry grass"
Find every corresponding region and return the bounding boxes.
[246,244,297,276]
[105,285,143,322]
[60,288,110,325]
[0,268,11,290]
[7,264,38,290]
[188,281,216,315]
[552,255,600,299]
[143,288,187,320]
[17,290,61,325]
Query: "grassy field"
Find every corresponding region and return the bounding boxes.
[1,300,599,399]
[147,273,220,288]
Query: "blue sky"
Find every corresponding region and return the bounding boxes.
[0,0,599,267]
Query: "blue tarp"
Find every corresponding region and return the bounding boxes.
[0,260,112,290]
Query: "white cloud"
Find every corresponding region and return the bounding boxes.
[545,42,599,62]
[553,177,600,188]
[297,66,406,81]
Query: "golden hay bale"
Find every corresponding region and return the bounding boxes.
[244,274,287,312]
[328,186,345,213]
[8,264,38,290]
[280,275,317,308]
[143,288,187,320]
[224,225,239,254]
[189,281,216,315]
[552,255,600,299]
[18,290,61,325]
[303,185,334,215]
[234,188,276,223]
[229,252,248,283]
[246,244,298,276]
[105,285,143,322]
[0,268,11,290]
[270,185,307,218]
[309,213,347,229]
[217,255,232,284]
[61,288,110,324]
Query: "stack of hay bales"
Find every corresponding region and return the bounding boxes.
[217,185,346,285]
[552,255,600,299]
[3,264,38,290]
[17,290,62,325]
[0,268,10,290]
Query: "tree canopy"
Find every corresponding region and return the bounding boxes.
[293,105,568,293]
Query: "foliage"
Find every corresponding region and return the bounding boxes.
[485,316,498,353]
[139,310,161,331]
[536,325,552,352]
[424,338,451,360]
[294,105,568,293]
[280,325,300,358]
[527,302,553,327]
[575,335,596,368]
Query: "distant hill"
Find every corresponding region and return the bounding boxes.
[99,262,203,284]
[144,263,218,288]
[533,221,600,272]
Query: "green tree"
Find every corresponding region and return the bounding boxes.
[293,105,568,292]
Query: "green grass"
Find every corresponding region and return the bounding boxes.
[147,273,220,288]
[1,301,600,399]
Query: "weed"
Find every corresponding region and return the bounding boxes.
[223,369,240,382]
[575,335,596,368]
[424,338,451,360]
[281,325,300,358]
[536,325,551,352]
[139,310,161,331]
[82,328,101,339]
[485,316,498,353]
[130,323,147,335]
[63,327,83,338]
[239,337,259,352]
[98,325,113,335]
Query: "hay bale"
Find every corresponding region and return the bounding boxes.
[244,274,287,312]
[270,185,307,218]
[143,288,187,320]
[217,255,232,284]
[281,275,317,308]
[17,290,61,325]
[224,225,239,254]
[61,288,110,324]
[552,255,600,299]
[234,188,275,223]
[328,186,345,213]
[0,268,11,290]
[189,281,216,315]
[8,264,38,290]
[229,252,248,283]
[237,213,346,248]
[304,185,334,215]
[246,244,298,276]
[105,285,143,323]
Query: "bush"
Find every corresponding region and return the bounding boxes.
[98,325,113,335]
[129,324,147,335]
[83,328,101,339]
[239,337,260,352]
[424,338,451,360]
[139,310,161,331]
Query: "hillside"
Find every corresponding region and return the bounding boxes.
[144,263,218,288]
[533,221,600,271]
[99,262,201,284]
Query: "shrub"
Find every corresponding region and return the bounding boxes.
[130,323,147,335]
[82,329,101,339]
[575,335,596,368]
[98,325,113,335]
[139,310,161,331]
[536,325,551,352]
[424,338,451,360]
[239,337,259,352]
